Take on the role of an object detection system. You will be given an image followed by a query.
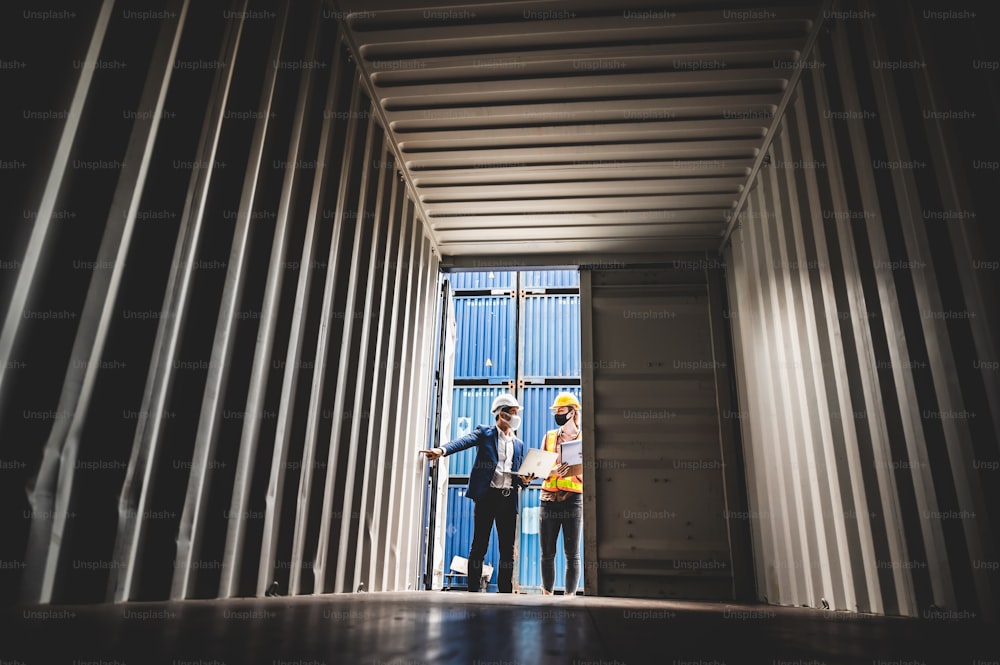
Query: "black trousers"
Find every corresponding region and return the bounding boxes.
[468,487,517,592]
[540,493,583,594]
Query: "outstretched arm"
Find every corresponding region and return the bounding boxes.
[420,426,484,461]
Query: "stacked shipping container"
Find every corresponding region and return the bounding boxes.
[442,270,583,592]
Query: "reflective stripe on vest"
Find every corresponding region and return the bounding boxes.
[541,429,583,493]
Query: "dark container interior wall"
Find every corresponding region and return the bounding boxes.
[581,262,754,602]
[0,0,440,606]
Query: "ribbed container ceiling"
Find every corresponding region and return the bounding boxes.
[338,0,821,256]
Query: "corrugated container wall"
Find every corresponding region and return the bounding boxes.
[0,0,441,604]
[722,0,999,620]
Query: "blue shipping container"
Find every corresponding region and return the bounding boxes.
[522,295,581,379]
[448,270,515,291]
[442,270,583,593]
[521,269,580,289]
[453,295,515,380]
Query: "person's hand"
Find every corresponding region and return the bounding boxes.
[419,447,444,461]
[522,473,537,484]
[555,463,571,477]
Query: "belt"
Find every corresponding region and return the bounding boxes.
[490,486,513,497]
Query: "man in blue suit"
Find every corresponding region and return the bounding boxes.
[421,393,535,592]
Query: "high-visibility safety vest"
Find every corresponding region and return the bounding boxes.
[541,429,583,493]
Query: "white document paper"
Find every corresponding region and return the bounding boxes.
[514,448,558,477]
[560,439,583,466]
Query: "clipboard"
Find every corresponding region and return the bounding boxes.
[514,448,558,477]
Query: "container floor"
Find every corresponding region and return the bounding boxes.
[3,591,990,664]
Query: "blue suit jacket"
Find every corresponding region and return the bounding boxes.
[442,425,527,506]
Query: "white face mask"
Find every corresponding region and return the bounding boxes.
[499,411,521,432]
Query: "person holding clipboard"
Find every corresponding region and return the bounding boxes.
[420,393,537,592]
[539,392,584,596]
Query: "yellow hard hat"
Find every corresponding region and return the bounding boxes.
[549,392,581,410]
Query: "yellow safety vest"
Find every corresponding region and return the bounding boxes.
[541,429,583,493]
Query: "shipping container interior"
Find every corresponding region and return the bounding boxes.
[0,0,997,634]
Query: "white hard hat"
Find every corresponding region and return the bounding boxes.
[490,393,521,413]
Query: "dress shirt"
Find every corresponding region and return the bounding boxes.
[490,425,514,489]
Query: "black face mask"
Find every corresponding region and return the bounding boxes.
[554,411,572,426]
